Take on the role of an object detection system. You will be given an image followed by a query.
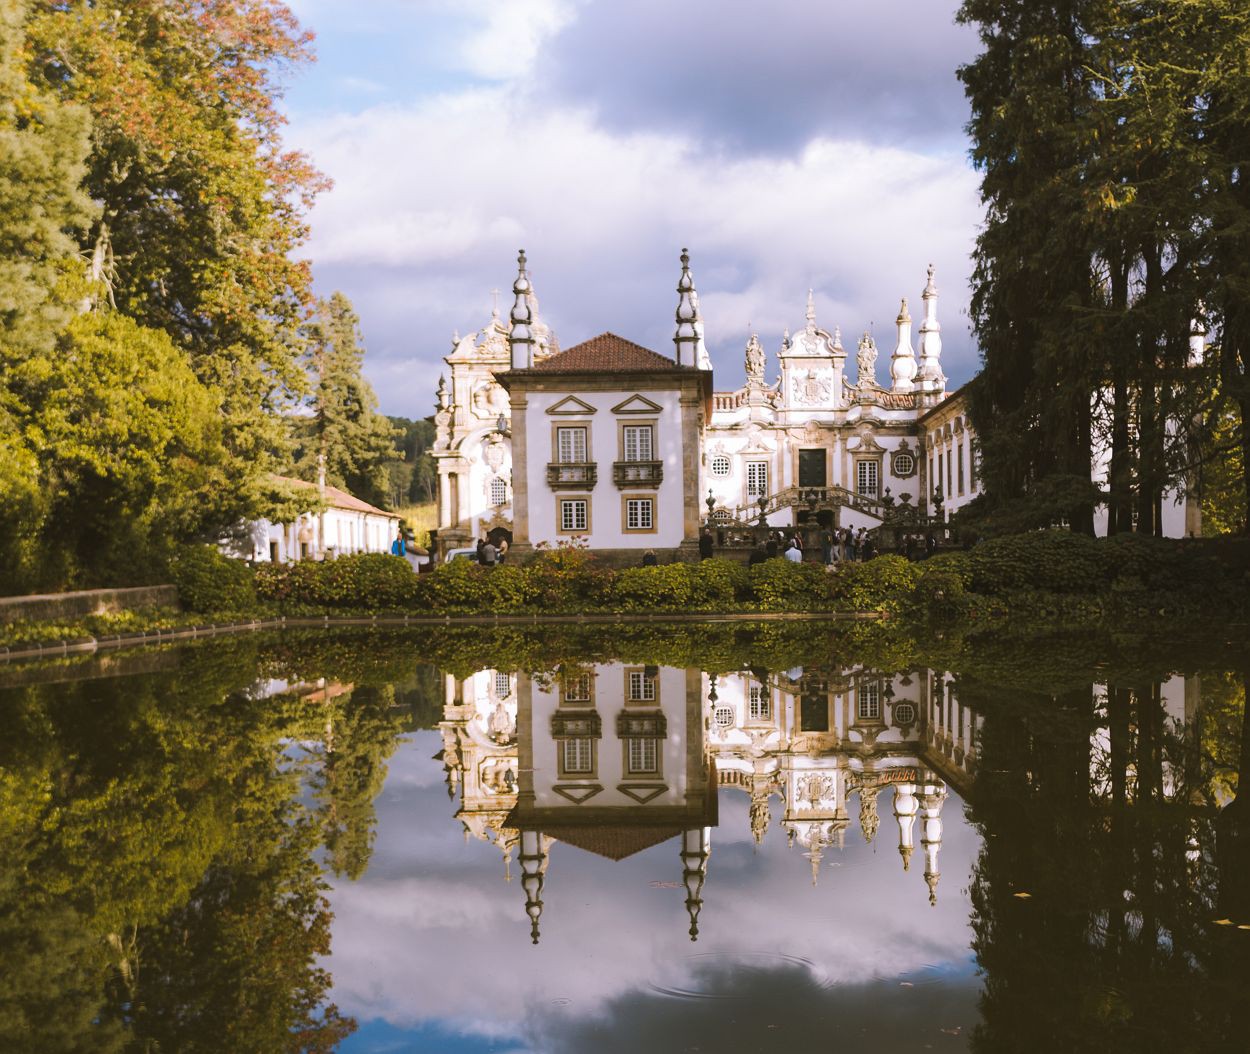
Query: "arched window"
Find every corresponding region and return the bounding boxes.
[490,477,508,506]
[710,454,732,477]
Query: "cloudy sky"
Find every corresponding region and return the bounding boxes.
[281,1,984,418]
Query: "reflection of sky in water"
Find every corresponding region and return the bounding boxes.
[327,731,981,1052]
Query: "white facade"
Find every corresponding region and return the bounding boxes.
[520,385,693,550]
[433,250,1201,551]
[238,476,401,563]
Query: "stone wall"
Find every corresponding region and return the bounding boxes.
[0,585,179,624]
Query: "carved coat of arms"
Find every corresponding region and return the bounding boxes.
[790,370,832,406]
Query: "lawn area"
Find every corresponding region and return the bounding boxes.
[395,502,437,546]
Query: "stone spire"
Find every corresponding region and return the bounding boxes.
[891,298,918,394]
[680,827,711,941]
[893,779,919,871]
[805,288,817,332]
[917,264,945,393]
[920,779,948,907]
[519,828,547,944]
[508,249,534,371]
[674,248,699,367]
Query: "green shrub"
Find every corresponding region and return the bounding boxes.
[255,553,418,609]
[831,555,919,614]
[170,545,256,613]
[611,565,695,610]
[748,559,832,610]
[690,558,752,607]
[414,559,496,610]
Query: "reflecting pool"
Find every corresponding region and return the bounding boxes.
[0,625,1246,1052]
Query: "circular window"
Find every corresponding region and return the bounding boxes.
[893,452,916,477]
[893,702,916,725]
[710,455,732,477]
[714,706,735,729]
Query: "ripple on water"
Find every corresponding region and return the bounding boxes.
[648,950,832,1001]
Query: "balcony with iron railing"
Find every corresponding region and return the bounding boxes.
[547,462,597,489]
[612,460,664,487]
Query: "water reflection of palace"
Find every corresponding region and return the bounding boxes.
[438,664,982,943]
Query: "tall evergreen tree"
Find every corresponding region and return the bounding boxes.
[295,292,396,509]
[958,0,1103,534]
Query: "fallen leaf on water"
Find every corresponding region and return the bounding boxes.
[1213,918,1233,925]
[899,981,914,987]
[940,1027,962,1036]
[1239,925,1250,931]
[1013,892,1032,899]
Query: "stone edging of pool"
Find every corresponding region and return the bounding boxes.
[0,610,882,664]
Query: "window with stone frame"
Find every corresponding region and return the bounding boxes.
[560,498,588,532]
[562,738,594,775]
[494,671,511,698]
[490,477,508,506]
[622,424,653,462]
[627,668,657,703]
[857,681,882,720]
[710,454,732,477]
[856,459,880,498]
[561,671,593,706]
[748,684,771,721]
[556,425,588,463]
[746,461,769,499]
[625,497,654,530]
[626,737,658,775]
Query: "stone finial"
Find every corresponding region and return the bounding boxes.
[918,263,945,391]
[891,296,918,394]
[805,288,816,331]
[674,248,699,367]
[509,249,534,370]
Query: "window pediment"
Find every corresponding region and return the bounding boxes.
[546,395,597,416]
[611,393,664,415]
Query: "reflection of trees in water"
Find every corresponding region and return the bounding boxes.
[0,645,359,1052]
[965,671,1250,1051]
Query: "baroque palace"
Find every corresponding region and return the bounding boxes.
[432,250,1196,558]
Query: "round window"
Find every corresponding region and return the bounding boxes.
[893,702,916,725]
[710,455,732,477]
[893,452,916,477]
[714,706,735,729]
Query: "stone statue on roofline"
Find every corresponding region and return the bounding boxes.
[857,332,878,387]
[745,332,765,381]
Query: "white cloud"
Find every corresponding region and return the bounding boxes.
[289,86,980,416]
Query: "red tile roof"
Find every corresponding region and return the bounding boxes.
[271,475,398,518]
[541,824,684,861]
[525,332,690,374]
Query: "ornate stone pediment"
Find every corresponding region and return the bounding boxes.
[847,427,886,454]
[471,380,509,419]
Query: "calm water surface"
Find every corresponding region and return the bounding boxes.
[1,627,1246,1053]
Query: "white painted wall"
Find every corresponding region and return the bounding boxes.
[524,388,689,549]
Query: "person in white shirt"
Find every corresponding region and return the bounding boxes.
[783,540,802,563]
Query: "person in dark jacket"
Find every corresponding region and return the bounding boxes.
[642,549,658,567]
[698,529,714,560]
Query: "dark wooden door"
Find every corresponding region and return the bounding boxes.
[798,448,827,487]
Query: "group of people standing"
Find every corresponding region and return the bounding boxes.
[474,535,509,566]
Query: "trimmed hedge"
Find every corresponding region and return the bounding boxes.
[233,531,1250,625]
[170,545,256,613]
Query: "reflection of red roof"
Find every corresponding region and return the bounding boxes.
[543,824,683,861]
[271,475,398,518]
[525,332,690,374]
